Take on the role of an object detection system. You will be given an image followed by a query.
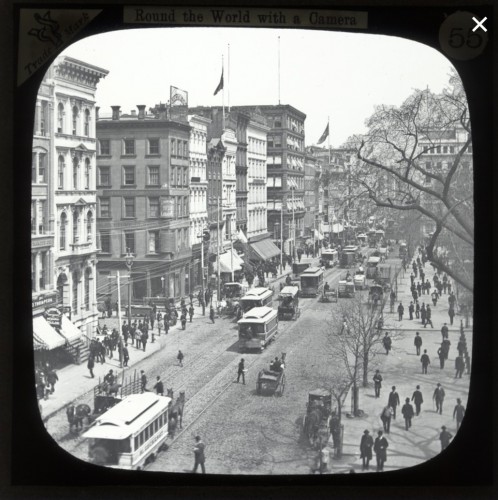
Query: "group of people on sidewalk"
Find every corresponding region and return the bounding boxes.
[356,245,470,473]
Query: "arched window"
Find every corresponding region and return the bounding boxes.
[86,210,93,242]
[72,271,79,314]
[58,155,65,189]
[73,157,79,189]
[57,273,68,306]
[84,268,91,310]
[72,106,79,135]
[84,109,90,136]
[73,210,79,244]
[57,103,64,133]
[85,158,91,189]
[59,213,67,250]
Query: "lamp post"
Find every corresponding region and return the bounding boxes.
[125,248,134,329]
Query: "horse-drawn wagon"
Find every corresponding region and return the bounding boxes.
[302,389,332,448]
[256,353,286,396]
[368,283,384,307]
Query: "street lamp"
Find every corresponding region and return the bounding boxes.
[125,248,134,328]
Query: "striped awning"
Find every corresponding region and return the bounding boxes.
[33,316,66,350]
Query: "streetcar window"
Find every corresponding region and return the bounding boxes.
[134,436,139,450]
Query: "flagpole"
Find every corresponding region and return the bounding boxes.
[278,36,281,105]
[228,44,230,112]
[222,55,225,131]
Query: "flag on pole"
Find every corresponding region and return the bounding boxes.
[214,68,224,96]
[317,123,329,144]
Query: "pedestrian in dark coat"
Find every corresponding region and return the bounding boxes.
[181,315,187,330]
[411,385,424,416]
[360,430,374,470]
[431,290,438,306]
[140,371,147,393]
[448,306,455,326]
[414,332,422,355]
[237,358,246,384]
[442,338,451,359]
[415,301,420,319]
[177,350,184,367]
[457,338,466,357]
[453,399,465,430]
[420,303,427,326]
[380,405,392,433]
[122,346,129,367]
[416,282,422,297]
[396,302,404,321]
[188,305,194,322]
[374,431,389,471]
[388,386,400,419]
[441,323,449,340]
[433,383,446,414]
[421,349,430,374]
[425,305,434,328]
[153,376,164,396]
[141,330,148,352]
[382,333,392,355]
[87,355,95,378]
[454,355,465,378]
[438,347,445,369]
[410,273,415,286]
[192,436,206,473]
[401,398,415,430]
[439,426,453,450]
[373,370,382,398]
[209,306,215,324]
[408,301,414,320]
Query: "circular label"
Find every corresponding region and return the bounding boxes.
[439,11,488,60]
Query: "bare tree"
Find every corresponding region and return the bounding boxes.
[344,70,473,293]
[326,295,386,415]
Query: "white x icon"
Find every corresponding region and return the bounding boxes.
[472,16,487,32]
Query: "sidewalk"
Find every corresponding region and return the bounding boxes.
[327,255,472,473]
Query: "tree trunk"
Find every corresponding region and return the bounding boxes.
[362,351,369,388]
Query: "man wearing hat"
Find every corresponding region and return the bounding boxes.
[433,383,446,414]
[192,435,206,473]
[373,370,383,398]
[439,426,453,451]
[453,398,466,430]
[401,398,415,430]
[411,385,424,416]
[388,386,400,419]
[373,430,389,472]
[360,430,374,470]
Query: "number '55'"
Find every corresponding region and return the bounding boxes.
[449,28,482,49]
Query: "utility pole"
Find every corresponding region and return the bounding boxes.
[217,196,221,304]
[292,186,295,262]
[280,204,283,274]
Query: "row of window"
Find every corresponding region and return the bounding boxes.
[99,226,190,255]
[424,144,472,155]
[32,152,47,184]
[133,410,168,452]
[57,103,92,137]
[57,156,92,190]
[98,138,189,158]
[97,165,190,188]
[59,211,94,250]
[98,196,189,219]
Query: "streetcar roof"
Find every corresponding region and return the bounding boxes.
[367,256,381,263]
[240,288,273,300]
[238,306,277,323]
[279,286,299,297]
[321,249,338,256]
[300,267,323,277]
[83,393,171,440]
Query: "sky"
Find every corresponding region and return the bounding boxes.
[62,27,455,147]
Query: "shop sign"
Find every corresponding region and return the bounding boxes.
[32,292,57,310]
[44,307,62,328]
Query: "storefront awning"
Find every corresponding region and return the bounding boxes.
[332,223,344,233]
[33,316,66,350]
[250,238,281,260]
[59,315,82,343]
[218,251,242,274]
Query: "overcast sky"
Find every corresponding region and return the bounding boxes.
[62,27,455,147]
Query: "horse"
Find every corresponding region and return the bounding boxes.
[66,403,92,432]
[167,389,186,429]
[303,403,330,448]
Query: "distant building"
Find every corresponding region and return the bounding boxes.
[96,103,192,304]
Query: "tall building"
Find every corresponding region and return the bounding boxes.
[188,114,211,292]
[303,150,323,246]
[95,103,192,305]
[32,56,109,365]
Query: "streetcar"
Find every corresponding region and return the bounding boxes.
[238,306,279,352]
[366,256,381,279]
[239,287,274,314]
[299,267,324,297]
[320,248,338,268]
[277,286,300,320]
[82,393,172,470]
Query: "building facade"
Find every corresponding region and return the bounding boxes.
[96,103,192,305]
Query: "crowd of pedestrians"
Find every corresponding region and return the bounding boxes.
[353,243,470,472]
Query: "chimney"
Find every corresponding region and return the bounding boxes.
[137,105,146,120]
[96,106,100,121]
[111,106,121,120]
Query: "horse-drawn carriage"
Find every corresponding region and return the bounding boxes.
[320,283,338,303]
[256,353,286,396]
[368,283,384,307]
[278,286,300,320]
[302,389,332,448]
